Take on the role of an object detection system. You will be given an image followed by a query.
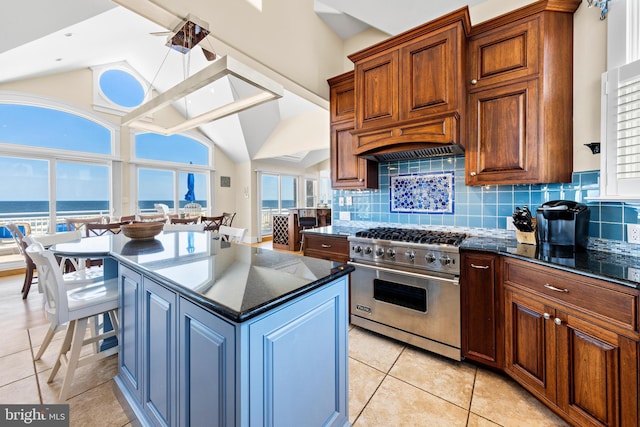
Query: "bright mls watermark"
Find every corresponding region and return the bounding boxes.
[1,405,69,426]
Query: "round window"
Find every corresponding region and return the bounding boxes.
[99,69,145,108]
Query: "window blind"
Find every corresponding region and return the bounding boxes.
[617,74,640,180]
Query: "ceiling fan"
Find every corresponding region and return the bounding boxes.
[151,15,217,61]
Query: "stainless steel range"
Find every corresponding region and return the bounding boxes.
[348,227,467,360]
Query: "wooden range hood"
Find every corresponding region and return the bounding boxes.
[347,7,471,162]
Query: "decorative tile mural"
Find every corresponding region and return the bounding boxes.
[390,172,454,214]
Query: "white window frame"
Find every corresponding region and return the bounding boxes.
[129,129,215,214]
[599,0,640,201]
[0,91,119,230]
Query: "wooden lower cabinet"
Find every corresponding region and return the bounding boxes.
[303,234,349,263]
[460,251,503,368]
[502,257,639,427]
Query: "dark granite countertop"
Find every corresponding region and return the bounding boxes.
[461,236,640,289]
[51,231,353,322]
[299,226,640,289]
[301,225,362,237]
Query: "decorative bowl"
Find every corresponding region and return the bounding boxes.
[121,222,164,240]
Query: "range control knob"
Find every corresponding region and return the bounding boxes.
[405,250,415,262]
[386,248,396,259]
[364,247,373,255]
[439,255,452,266]
[375,247,384,257]
[425,253,436,263]
[353,245,362,254]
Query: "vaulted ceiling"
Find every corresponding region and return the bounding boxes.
[0,0,500,168]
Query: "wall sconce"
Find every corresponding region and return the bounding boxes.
[587,0,610,20]
[584,142,601,154]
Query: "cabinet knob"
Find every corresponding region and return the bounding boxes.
[321,244,332,248]
[470,172,477,176]
[358,178,364,182]
[543,312,551,320]
[554,318,562,326]
[471,79,478,85]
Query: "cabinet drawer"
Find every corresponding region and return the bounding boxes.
[503,258,638,332]
[303,235,349,263]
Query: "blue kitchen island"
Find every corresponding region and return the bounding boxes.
[52,231,353,427]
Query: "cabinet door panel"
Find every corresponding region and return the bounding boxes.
[467,80,538,185]
[468,17,539,89]
[461,252,502,368]
[179,298,236,427]
[504,288,556,402]
[330,121,378,189]
[143,279,176,427]
[248,278,348,427]
[118,266,142,402]
[401,27,458,120]
[355,51,399,129]
[330,79,355,122]
[557,314,622,427]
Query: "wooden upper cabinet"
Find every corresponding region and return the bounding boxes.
[467,17,540,90]
[401,25,462,121]
[330,120,378,189]
[348,8,470,156]
[467,79,539,183]
[329,75,355,123]
[328,71,378,190]
[355,51,399,129]
[465,2,579,186]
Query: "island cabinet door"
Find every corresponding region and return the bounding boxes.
[246,276,349,427]
[178,298,236,427]
[142,279,177,427]
[118,265,143,403]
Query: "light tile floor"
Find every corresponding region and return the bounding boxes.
[1,256,569,426]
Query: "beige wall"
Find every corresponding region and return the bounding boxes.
[213,147,240,220]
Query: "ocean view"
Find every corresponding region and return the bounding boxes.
[0,200,292,217]
[0,200,206,217]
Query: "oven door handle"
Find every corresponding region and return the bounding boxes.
[347,261,459,285]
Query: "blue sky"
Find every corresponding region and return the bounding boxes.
[0,104,209,202]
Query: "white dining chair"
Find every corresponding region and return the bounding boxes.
[163,223,205,232]
[26,242,119,401]
[218,225,247,243]
[24,233,104,285]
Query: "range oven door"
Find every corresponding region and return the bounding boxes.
[348,261,461,357]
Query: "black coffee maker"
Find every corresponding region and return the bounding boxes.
[536,200,590,251]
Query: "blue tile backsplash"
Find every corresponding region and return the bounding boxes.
[332,156,640,255]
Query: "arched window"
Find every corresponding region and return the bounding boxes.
[0,94,116,239]
[0,104,112,154]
